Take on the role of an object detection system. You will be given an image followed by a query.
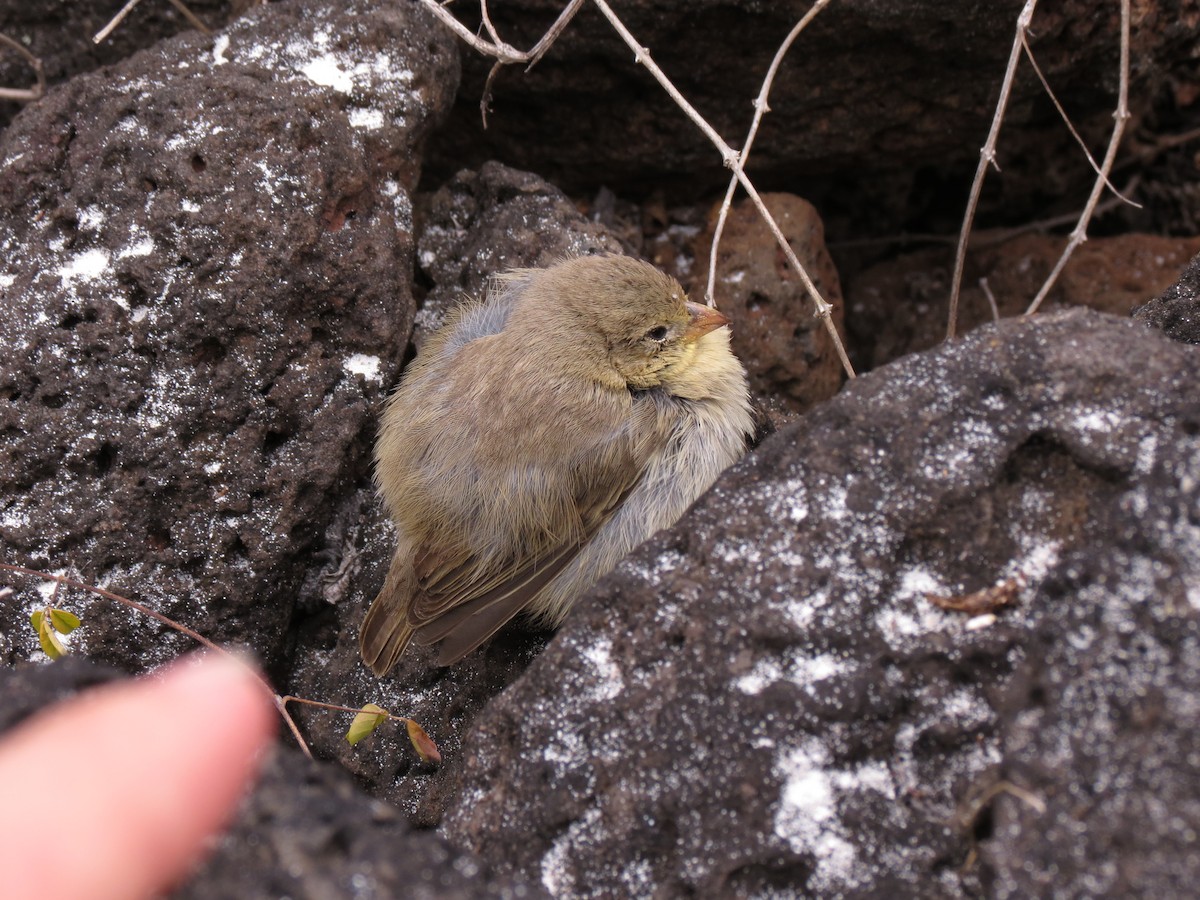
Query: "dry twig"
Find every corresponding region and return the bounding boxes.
[703,0,833,307]
[979,277,1001,322]
[94,0,211,45]
[1019,28,1136,208]
[419,0,585,124]
[1025,0,1131,316]
[946,0,1038,339]
[0,32,45,103]
[1,562,313,758]
[926,575,1022,616]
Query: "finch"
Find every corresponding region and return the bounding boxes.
[360,255,753,673]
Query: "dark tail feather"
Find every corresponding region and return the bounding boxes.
[359,553,416,677]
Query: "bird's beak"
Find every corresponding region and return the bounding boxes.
[684,301,730,340]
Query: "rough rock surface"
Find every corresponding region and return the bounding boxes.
[692,193,846,412]
[847,233,1200,369]
[0,660,538,899]
[183,746,539,899]
[0,0,235,129]
[0,0,458,672]
[444,310,1200,897]
[283,163,626,825]
[1135,248,1200,343]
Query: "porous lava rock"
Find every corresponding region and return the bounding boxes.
[182,746,539,900]
[1135,248,1200,343]
[444,309,1200,897]
[0,0,458,673]
[692,192,846,412]
[0,0,235,129]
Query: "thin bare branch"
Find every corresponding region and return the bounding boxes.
[1020,31,1136,207]
[281,694,416,727]
[165,0,213,37]
[418,0,584,67]
[94,0,145,44]
[1025,0,1130,316]
[0,32,45,102]
[527,0,587,70]
[0,562,313,758]
[979,277,1001,322]
[273,697,315,759]
[419,0,586,121]
[705,0,833,306]
[589,0,855,378]
[479,0,504,48]
[947,0,1038,339]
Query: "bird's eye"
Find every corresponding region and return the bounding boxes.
[645,325,669,342]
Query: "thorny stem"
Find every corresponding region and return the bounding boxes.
[1019,30,1135,207]
[420,0,586,124]
[1024,0,1130,316]
[946,0,1038,339]
[589,0,855,378]
[419,0,585,68]
[704,0,833,307]
[0,562,313,759]
[0,32,45,102]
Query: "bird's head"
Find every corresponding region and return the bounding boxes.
[510,255,732,394]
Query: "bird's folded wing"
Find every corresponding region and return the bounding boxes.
[407,451,647,665]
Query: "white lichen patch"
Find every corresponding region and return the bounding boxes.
[57,249,111,286]
[343,353,382,382]
[735,649,848,696]
[579,636,624,702]
[773,740,890,892]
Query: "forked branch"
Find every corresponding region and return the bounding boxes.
[1024,0,1131,316]
[0,33,45,103]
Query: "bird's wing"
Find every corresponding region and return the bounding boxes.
[405,439,649,666]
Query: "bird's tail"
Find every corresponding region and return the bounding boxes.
[359,552,416,677]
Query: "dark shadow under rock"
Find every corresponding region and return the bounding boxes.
[441,309,1200,897]
[847,234,1200,370]
[1135,249,1200,343]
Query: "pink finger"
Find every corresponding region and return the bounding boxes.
[0,653,276,900]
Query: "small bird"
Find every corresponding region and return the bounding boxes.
[360,254,753,674]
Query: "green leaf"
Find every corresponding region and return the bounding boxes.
[49,609,81,634]
[346,703,388,746]
[406,718,441,765]
[30,609,45,633]
[36,618,66,660]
